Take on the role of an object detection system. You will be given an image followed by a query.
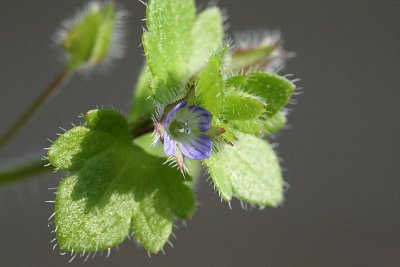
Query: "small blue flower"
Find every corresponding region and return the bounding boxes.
[162,101,213,160]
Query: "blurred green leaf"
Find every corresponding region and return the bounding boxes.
[129,66,153,122]
[63,2,116,70]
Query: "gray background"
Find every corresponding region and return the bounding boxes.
[0,0,399,266]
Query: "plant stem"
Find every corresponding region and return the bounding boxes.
[0,158,50,187]
[0,69,70,151]
[129,113,154,138]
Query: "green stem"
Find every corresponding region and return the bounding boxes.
[0,158,50,187]
[0,69,70,151]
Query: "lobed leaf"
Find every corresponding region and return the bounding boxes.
[205,133,284,206]
[49,109,194,253]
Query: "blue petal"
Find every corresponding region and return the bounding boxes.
[163,132,176,156]
[165,101,187,125]
[177,134,212,160]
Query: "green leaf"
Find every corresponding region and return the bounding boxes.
[189,7,224,76]
[143,0,196,103]
[223,90,267,121]
[195,47,226,118]
[142,2,224,105]
[205,133,284,206]
[226,72,295,117]
[49,109,194,253]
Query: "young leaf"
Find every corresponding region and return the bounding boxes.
[189,7,224,76]
[48,109,194,253]
[223,90,267,121]
[226,72,295,117]
[143,0,196,103]
[195,47,226,118]
[142,1,224,105]
[205,133,284,206]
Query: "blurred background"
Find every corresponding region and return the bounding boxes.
[0,0,399,266]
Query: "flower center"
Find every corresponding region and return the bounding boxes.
[170,120,192,137]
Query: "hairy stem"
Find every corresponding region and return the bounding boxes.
[0,69,70,151]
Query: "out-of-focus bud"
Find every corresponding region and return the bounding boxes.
[227,31,293,73]
[55,1,126,71]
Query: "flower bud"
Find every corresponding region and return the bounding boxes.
[55,1,126,71]
[227,31,293,73]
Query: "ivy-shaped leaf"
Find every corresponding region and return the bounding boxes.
[48,109,194,253]
[205,132,284,206]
